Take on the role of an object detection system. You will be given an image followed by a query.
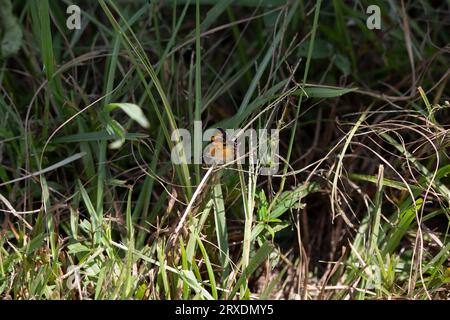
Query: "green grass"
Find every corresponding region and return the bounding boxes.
[0,0,449,300]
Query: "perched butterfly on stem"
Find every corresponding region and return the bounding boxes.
[207,128,235,165]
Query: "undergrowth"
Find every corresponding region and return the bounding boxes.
[0,0,449,299]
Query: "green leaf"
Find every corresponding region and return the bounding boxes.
[54,131,148,143]
[67,243,90,255]
[299,85,358,98]
[212,184,230,280]
[180,269,214,300]
[106,103,150,129]
[349,173,421,192]
[77,179,102,245]
[270,182,318,219]
[382,199,423,256]
[257,189,269,221]
[228,241,273,300]
[251,223,266,241]
[25,234,45,255]
[0,152,86,187]
[105,119,126,149]
[200,0,234,32]
[196,235,218,299]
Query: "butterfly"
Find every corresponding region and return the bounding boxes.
[207,128,235,164]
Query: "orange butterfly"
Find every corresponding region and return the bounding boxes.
[208,128,235,164]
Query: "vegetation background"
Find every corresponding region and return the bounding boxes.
[0,0,449,299]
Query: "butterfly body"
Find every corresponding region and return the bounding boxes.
[208,128,235,164]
